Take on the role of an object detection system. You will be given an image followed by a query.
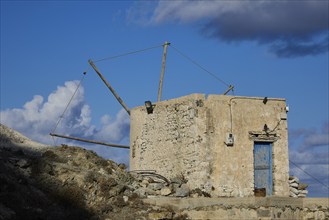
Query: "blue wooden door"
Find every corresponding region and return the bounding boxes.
[254,142,272,196]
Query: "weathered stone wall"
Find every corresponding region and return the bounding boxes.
[130,94,210,191]
[130,94,290,197]
[206,95,289,197]
[143,197,329,220]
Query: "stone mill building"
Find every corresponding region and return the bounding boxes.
[130,94,290,197]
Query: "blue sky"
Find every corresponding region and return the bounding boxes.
[1,1,328,197]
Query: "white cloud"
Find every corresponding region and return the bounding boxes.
[148,1,246,24]
[1,81,89,143]
[0,81,130,163]
[127,1,246,25]
[94,109,130,143]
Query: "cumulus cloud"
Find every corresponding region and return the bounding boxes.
[93,110,130,143]
[1,81,87,142]
[0,81,130,163]
[128,0,329,58]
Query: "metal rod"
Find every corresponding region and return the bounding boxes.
[223,85,234,95]
[50,133,130,149]
[157,41,170,102]
[88,59,130,115]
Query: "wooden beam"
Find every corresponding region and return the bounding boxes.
[50,133,130,149]
[157,42,170,102]
[88,59,130,115]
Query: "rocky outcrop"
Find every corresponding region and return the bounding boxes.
[0,124,187,220]
[0,123,47,153]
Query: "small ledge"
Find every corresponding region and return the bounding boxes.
[249,131,279,142]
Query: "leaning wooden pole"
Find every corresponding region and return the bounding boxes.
[50,133,130,149]
[88,59,130,115]
[157,42,170,102]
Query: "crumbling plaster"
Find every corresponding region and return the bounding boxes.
[130,94,290,197]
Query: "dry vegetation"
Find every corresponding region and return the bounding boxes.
[0,124,187,220]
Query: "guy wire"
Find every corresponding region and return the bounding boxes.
[289,160,329,190]
[170,45,231,88]
[93,44,163,63]
[50,70,87,137]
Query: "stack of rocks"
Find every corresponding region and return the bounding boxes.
[129,173,190,197]
[289,176,309,198]
[129,172,211,198]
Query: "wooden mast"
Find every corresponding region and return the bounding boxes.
[157,41,170,102]
[88,59,130,115]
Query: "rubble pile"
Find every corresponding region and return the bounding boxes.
[289,176,308,198]
[130,172,210,198]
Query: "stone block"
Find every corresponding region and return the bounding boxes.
[257,208,271,217]
[300,190,308,194]
[175,184,190,197]
[290,191,298,198]
[289,176,299,183]
[290,187,299,194]
[160,187,172,196]
[148,183,164,191]
[290,182,298,188]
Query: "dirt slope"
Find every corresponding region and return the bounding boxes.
[0,124,185,220]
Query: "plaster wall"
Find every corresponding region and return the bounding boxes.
[130,94,290,197]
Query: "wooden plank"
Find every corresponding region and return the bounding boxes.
[88,59,130,115]
[50,133,130,149]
